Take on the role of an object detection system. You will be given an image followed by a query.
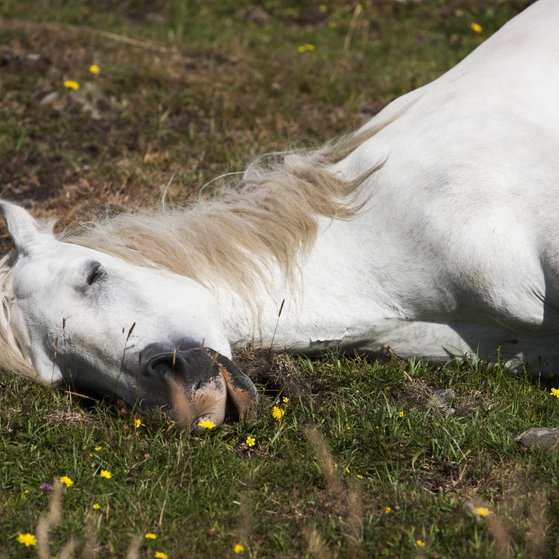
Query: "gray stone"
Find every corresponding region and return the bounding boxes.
[516,427,559,450]
[429,388,456,414]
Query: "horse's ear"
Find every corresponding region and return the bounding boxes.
[0,200,54,255]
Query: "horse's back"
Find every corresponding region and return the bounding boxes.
[341,0,559,335]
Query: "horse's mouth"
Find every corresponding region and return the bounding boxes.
[142,345,258,430]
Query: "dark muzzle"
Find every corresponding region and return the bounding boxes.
[140,345,258,430]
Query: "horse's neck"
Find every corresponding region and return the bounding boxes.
[212,216,393,353]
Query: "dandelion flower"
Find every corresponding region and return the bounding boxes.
[345,467,351,474]
[93,503,101,510]
[356,474,363,479]
[246,436,256,447]
[100,470,112,479]
[17,533,37,547]
[470,22,483,34]
[135,418,143,428]
[416,539,427,548]
[154,552,168,559]
[384,506,392,513]
[399,410,405,417]
[198,419,216,430]
[89,64,100,74]
[475,506,491,517]
[297,44,316,53]
[94,446,102,451]
[272,406,285,420]
[63,80,80,90]
[60,476,74,487]
[234,543,246,554]
[145,533,158,540]
[550,388,559,398]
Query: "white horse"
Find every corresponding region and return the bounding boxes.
[1,0,558,429]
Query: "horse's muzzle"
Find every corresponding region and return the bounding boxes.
[140,344,258,430]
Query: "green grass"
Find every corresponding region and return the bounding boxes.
[1,1,554,557]
[2,357,559,557]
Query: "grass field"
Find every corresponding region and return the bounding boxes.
[2,1,557,557]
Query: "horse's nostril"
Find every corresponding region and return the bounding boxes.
[145,355,175,377]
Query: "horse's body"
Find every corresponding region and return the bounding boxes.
[1,0,558,427]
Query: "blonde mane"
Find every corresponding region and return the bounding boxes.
[63,125,384,300]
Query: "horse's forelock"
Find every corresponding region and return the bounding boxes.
[0,255,38,379]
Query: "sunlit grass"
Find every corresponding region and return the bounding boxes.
[2,353,559,557]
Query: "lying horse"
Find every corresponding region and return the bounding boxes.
[1,0,557,429]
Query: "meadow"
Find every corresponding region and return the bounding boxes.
[2,1,558,557]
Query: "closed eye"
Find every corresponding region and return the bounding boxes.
[86,261,105,286]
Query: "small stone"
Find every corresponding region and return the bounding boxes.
[516,426,559,450]
[429,388,455,414]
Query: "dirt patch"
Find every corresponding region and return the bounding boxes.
[392,378,482,417]
[234,347,313,401]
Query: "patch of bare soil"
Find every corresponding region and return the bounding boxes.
[234,347,313,401]
[393,377,481,417]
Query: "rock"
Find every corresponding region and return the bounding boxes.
[516,426,559,450]
[429,388,455,414]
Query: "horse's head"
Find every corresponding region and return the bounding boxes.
[0,201,257,429]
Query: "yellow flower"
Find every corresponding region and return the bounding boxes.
[100,470,112,479]
[60,476,74,487]
[345,467,351,474]
[234,543,245,554]
[92,503,101,510]
[550,388,559,398]
[272,406,285,420]
[356,474,363,479]
[94,446,102,451]
[154,552,168,559]
[384,506,392,513]
[246,436,256,447]
[282,396,289,403]
[89,64,100,74]
[198,419,216,430]
[399,410,405,417]
[297,43,316,53]
[145,533,158,540]
[475,506,491,517]
[17,533,37,547]
[416,539,427,548]
[470,22,483,34]
[135,418,143,428]
[63,80,80,90]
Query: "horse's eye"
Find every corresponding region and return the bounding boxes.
[86,261,105,286]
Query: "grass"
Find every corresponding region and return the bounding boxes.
[0,0,555,557]
[3,356,559,557]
